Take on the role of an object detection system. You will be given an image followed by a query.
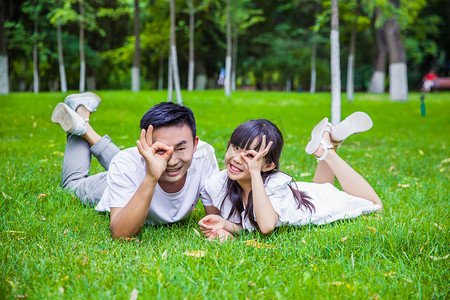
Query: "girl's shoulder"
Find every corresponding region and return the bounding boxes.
[206,168,228,182]
[265,172,293,193]
[204,169,228,198]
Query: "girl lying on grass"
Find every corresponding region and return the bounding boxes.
[198,113,383,240]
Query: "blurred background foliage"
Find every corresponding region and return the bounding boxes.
[2,0,449,92]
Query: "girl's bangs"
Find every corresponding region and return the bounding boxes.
[229,122,264,150]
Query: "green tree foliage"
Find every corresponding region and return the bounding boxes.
[4,0,449,91]
[246,0,329,90]
[7,0,57,90]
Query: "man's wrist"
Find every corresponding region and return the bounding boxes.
[143,174,159,185]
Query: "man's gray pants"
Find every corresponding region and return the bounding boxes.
[61,134,120,206]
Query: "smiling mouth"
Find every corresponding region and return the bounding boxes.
[165,167,182,176]
[228,164,242,174]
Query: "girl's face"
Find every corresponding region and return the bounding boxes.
[224,138,261,186]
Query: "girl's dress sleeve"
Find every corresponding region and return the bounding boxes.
[264,172,302,227]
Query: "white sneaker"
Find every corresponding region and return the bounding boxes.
[331,112,373,143]
[64,92,101,112]
[51,103,87,135]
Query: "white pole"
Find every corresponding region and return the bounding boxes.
[171,45,183,105]
[330,0,341,125]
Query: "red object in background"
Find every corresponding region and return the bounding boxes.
[425,73,437,81]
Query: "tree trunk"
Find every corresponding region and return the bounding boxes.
[346,15,357,102]
[310,34,317,93]
[286,78,291,92]
[158,49,164,90]
[167,52,173,101]
[187,1,194,92]
[310,2,320,94]
[224,0,231,97]
[171,45,182,104]
[231,33,237,91]
[195,60,206,91]
[385,21,408,100]
[330,0,341,125]
[79,0,85,92]
[57,18,67,93]
[385,0,407,101]
[33,3,39,93]
[87,74,96,90]
[0,0,9,94]
[170,0,182,104]
[368,8,386,93]
[132,0,140,92]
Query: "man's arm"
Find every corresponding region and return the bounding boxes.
[109,126,173,239]
[204,205,220,215]
[109,176,158,238]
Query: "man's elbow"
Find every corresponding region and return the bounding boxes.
[110,225,125,239]
[110,223,139,239]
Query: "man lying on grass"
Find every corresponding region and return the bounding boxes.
[51,93,220,238]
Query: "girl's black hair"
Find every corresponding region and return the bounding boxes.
[222,119,315,230]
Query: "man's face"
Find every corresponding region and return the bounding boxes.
[152,124,198,187]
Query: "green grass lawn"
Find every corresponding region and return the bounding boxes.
[1,90,449,299]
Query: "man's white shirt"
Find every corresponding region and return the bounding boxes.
[95,140,218,225]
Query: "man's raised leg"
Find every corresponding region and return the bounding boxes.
[53,93,120,206]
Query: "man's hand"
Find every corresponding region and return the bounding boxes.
[136,125,174,180]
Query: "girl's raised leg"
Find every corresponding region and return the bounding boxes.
[313,160,335,184]
[314,131,382,206]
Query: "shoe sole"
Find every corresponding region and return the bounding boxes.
[64,92,101,112]
[332,112,373,142]
[51,103,83,133]
[305,117,329,154]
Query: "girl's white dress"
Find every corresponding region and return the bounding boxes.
[204,170,382,231]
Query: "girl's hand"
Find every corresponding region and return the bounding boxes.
[198,215,226,237]
[137,125,174,180]
[241,135,273,175]
[207,228,235,242]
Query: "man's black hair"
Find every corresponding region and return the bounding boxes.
[140,102,196,139]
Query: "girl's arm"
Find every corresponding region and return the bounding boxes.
[208,228,235,242]
[250,171,279,234]
[242,136,279,234]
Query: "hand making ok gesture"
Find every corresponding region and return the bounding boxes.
[241,135,273,175]
[136,125,174,180]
